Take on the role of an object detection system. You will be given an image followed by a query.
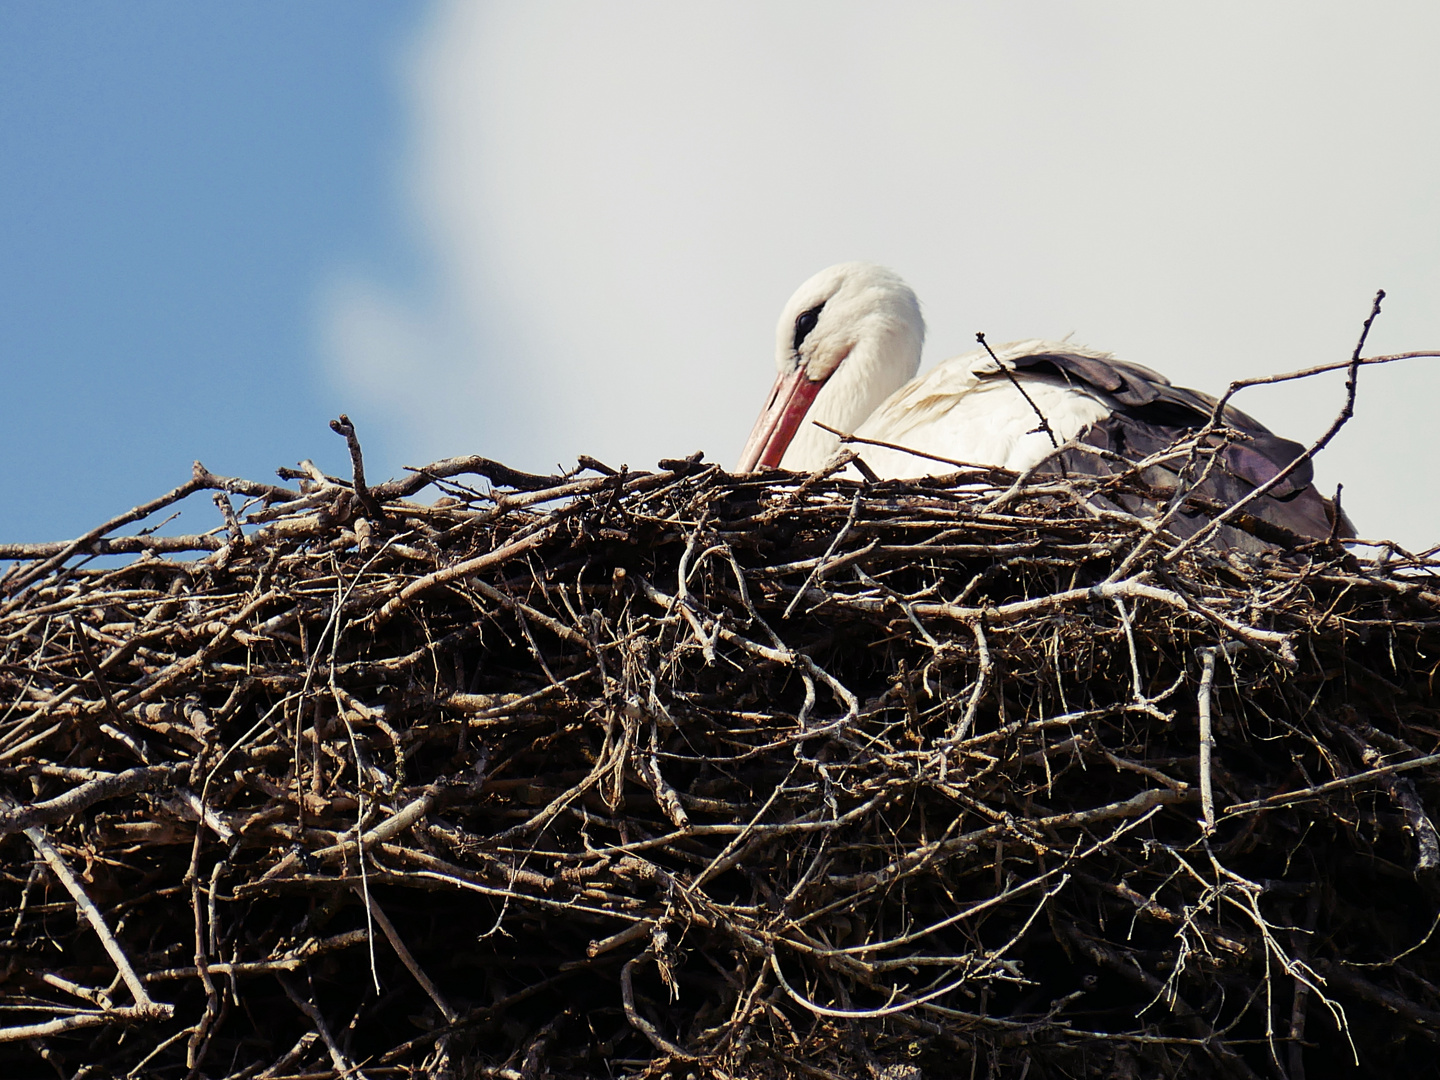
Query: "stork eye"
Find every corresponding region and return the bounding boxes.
[793,304,823,352]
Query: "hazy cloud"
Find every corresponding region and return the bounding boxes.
[322,1,1440,548]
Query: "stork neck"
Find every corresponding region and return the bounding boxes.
[779,333,920,471]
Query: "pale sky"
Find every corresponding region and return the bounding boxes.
[4,4,1437,551]
[322,1,1440,550]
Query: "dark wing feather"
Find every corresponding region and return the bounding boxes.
[1001,349,1352,548]
[1004,350,1167,407]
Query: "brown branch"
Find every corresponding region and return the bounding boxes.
[2,463,297,596]
[0,1004,174,1044]
[810,420,999,476]
[1164,290,1385,563]
[1197,646,1219,833]
[0,534,225,559]
[329,413,386,522]
[353,885,458,1023]
[23,821,172,1018]
[1,412,1437,1077]
[0,763,183,835]
[977,331,1059,448]
[1223,751,1440,817]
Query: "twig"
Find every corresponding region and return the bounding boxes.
[783,491,862,619]
[0,1004,174,1044]
[0,534,225,559]
[977,331,1059,449]
[1223,751,1440,816]
[1196,647,1219,834]
[810,421,997,475]
[372,525,560,626]
[0,763,183,835]
[1114,598,1144,703]
[23,821,172,1018]
[1210,347,1434,414]
[330,413,386,522]
[2,462,295,598]
[1163,290,1385,563]
[913,577,1295,661]
[353,885,458,1023]
[949,619,992,743]
[621,948,689,1058]
[277,973,364,1077]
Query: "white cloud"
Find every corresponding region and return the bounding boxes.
[322,0,1440,549]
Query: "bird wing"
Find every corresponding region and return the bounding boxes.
[855,340,1153,456]
[849,343,1112,474]
[857,340,1351,545]
[990,346,1352,544]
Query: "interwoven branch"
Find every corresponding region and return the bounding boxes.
[0,431,1437,1078]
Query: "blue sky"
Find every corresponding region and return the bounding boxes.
[5,3,1439,551]
[1,3,422,542]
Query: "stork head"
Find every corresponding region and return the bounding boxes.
[737,262,924,472]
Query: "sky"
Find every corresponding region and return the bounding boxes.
[4,2,1439,551]
[0,3,419,544]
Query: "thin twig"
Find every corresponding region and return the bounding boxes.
[1164,290,1385,563]
[23,822,171,1018]
[1196,647,1219,834]
[977,331,1059,448]
[354,885,458,1023]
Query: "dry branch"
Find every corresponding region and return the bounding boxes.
[1,412,1438,1078]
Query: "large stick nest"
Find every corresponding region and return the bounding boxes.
[1,441,1438,1080]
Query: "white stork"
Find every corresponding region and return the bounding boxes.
[737,262,1349,544]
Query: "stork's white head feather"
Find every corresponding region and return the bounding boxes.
[737,262,924,472]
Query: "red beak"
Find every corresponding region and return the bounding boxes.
[736,367,825,472]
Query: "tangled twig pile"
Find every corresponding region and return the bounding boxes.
[1,429,1438,1079]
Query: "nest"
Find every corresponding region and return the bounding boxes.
[1,430,1439,1080]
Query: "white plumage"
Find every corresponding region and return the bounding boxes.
[737,261,1348,544]
[845,342,1117,477]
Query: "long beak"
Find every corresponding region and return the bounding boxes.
[736,366,825,472]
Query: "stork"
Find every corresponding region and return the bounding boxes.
[737,262,1350,545]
